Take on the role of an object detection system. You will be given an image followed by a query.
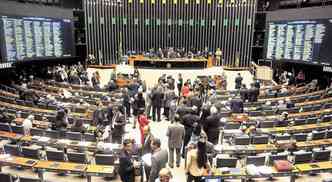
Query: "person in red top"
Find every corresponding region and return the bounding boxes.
[138,110,150,144]
[182,83,190,98]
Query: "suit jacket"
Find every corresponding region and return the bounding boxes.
[152,90,163,107]
[167,123,185,148]
[118,150,135,182]
[142,134,154,155]
[149,149,168,182]
[230,98,244,113]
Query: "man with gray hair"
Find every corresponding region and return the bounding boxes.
[203,105,221,144]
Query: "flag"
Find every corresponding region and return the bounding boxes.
[235,19,239,27]
[212,19,216,26]
[179,19,183,26]
[189,19,194,26]
[223,19,228,26]
[168,19,172,26]
[201,19,205,27]
[123,18,127,25]
[247,18,252,26]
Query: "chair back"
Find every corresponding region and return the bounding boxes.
[246,156,266,166]
[95,154,115,165]
[46,150,65,162]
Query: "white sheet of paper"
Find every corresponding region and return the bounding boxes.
[142,153,152,166]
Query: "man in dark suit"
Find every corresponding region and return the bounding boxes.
[149,138,168,182]
[152,86,164,122]
[230,96,244,113]
[203,106,221,145]
[167,116,185,168]
[119,139,137,182]
[111,106,126,144]
[142,125,154,155]
[235,73,243,89]
[142,125,154,181]
[181,108,200,157]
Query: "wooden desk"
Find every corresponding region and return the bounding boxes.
[34,160,87,182]
[259,121,332,134]
[0,100,88,118]
[217,139,332,154]
[86,165,115,182]
[128,55,213,68]
[35,160,86,173]
[0,155,37,171]
[295,161,332,173]
[0,131,22,140]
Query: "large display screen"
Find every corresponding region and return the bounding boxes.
[266,19,332,64]
[0,15,74,62]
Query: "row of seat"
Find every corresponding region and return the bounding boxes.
[3,144,115,166]
[231,129,332,145]
[223,114,332,130]
[0,172,41,182]
[216,149,331,168]
[0,123,97,142]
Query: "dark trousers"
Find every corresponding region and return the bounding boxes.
[164,107,170,120]
[144,164,151,182]
[152,106,161,121]
[120,173,135,182]
[182,130,192,156]
[124,104,131,117]
[187,173,203,182]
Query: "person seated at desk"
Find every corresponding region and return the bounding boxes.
[277,112,289,127]
[53,109,68,136]
[0,108,11,124]
[286,98,295,108]
[306,79,318,93]
[71,119,86,133]
[229,96,244,113]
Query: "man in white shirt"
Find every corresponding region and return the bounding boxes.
[23,115,33,135]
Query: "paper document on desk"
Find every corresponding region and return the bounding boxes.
[38,137,50,142]
[142,153,152,166]
[31,136,41,140]
[58,139,71,145]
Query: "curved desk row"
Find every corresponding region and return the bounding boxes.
[207,160,332,182]
[0,155,115,182]
[215,138,332,155]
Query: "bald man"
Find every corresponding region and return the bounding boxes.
[142,125,154,155]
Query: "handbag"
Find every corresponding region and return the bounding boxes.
[273,160,293,172]
[275,140,296,150]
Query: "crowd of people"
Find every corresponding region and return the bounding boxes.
[2,63,331,182]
